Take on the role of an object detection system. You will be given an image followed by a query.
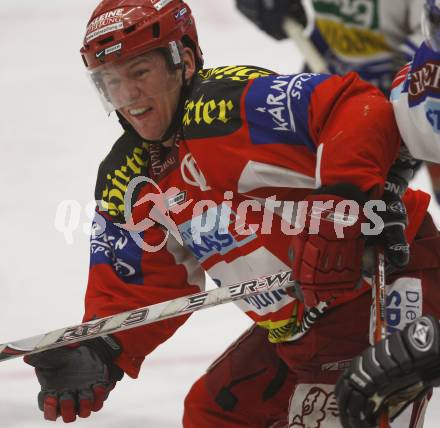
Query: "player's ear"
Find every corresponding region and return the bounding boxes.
[181,47,196,82]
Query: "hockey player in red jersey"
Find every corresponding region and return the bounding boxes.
[24,1,440,427]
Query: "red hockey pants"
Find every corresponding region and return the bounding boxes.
[183,214,440,427]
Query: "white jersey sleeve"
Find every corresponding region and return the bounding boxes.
[390,42,440,163]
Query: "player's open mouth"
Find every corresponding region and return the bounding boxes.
[129,107,153,117]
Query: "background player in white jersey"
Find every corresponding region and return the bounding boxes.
[336,2,440,426]
[391,0,440,164]
[236,0,440,205]
[236,0,424,95]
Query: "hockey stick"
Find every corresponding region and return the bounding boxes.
[0,270,295,363]
[282,18,329,74]
[373,248,390,428]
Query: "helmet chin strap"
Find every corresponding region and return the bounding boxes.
[117,65,191,145]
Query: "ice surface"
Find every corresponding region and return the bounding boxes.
[1,0,439,426]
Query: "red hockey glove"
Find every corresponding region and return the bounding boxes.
[25,336,123,423]
[290,184,368,307]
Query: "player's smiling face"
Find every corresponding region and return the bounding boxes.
[101,50,182,141]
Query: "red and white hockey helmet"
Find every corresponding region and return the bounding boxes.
[80,0,203,113]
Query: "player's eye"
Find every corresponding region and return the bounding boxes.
[132,68,150,79]
[102,74,121,89]
[109,78,120,86]
[106,78,121,90]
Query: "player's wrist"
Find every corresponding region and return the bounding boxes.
[82,335,124,380]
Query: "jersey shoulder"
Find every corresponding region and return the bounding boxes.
[95,131,150,222]
[404,43,440,106]
[182,65,275,140]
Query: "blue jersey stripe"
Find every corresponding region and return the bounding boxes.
[245,73,330,152]
[90,211,144,285]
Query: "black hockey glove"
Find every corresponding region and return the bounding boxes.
[335,315,440,427]
[367,188,409,270]
[236,0,307,40]
[364,156,415,274]
[25,336,123,423]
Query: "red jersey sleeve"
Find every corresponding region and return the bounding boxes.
[240,72,401,198]
[83,210,204,378]
[309,73,401,197]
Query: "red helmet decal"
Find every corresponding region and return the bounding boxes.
[85,8,125,43]
[81,0,203,70]
[152,0,174,10]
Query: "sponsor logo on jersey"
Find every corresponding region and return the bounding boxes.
[271,301,329,344]
[181,153,211,191]
[425,99,440,133]
[254,74,305,133]
[183,69,247,139]
[369,277,422,339]
[198,65,273,82]
[255,75,296,133]
[100,142,150,219]
[253,295,298,343]
[265,318,298,343]
[408,61,440,101]
[182,95,234,127]
[247,73,327,150]
[178,203,257,263]
[90,217,143,284]
[244,289,290,312]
